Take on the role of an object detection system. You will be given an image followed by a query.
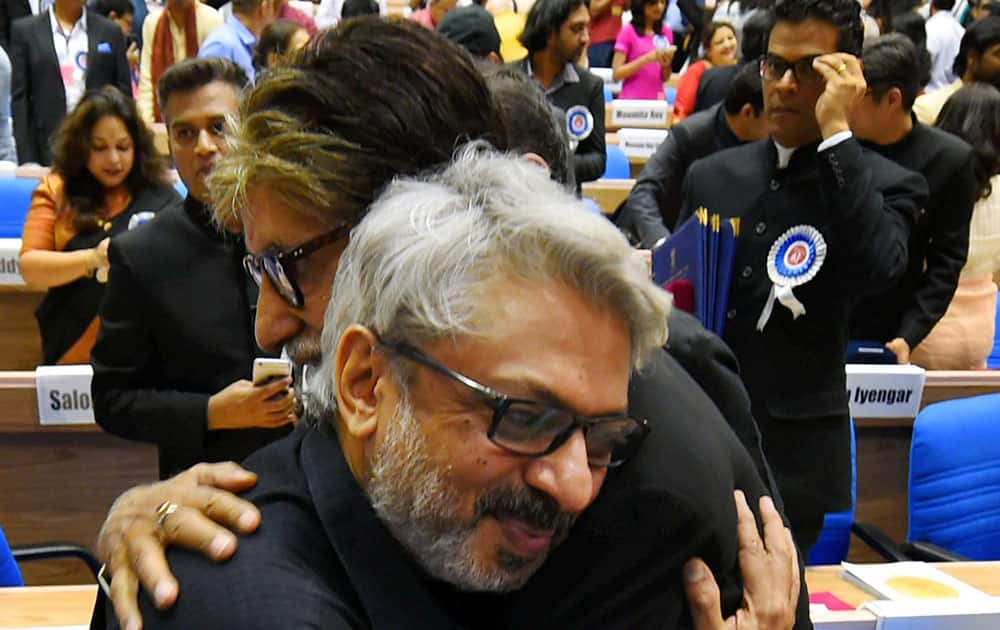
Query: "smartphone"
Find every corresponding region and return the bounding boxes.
[252,358,291,386]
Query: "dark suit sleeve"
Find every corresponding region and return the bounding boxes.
[818,137,924,292]
[91,240,211,451]
[897,152,976,347]
[572,77,606,184]
[10,18,35,164]
[621,127,688,247]
[0,1,11,53]
[108,22,132,97]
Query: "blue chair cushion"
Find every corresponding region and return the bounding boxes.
[908,394,1000,560]
[602,145,631,180]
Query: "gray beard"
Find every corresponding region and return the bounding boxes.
[364,396,541,593]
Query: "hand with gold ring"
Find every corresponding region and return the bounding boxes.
[811,52,866,140]
[96,462,262,630]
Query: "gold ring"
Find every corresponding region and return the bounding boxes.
[155,500,179,529]
[836,63,848,75]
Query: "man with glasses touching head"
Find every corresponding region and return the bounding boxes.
[678,0,926,557]
[91,57,297,481]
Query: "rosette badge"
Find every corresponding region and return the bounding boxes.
[565,105,593,152]
[653,34,670,51]
[756,225,827,331]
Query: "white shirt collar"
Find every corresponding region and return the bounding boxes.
[774,140,796,170]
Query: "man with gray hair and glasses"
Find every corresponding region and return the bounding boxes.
[92,19,803,630]
[118,146,798,629]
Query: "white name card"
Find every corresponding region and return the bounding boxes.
[845,364,926,418]
[35,365,96,425]
[611,100,669,128]
[618,128,669,158]
[0,237,24,285]
[589,67,622,95]
[862,599,1000,630]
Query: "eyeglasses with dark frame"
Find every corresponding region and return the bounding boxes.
[760,54,825,85]
[379,341,650,468]
[243,223,352,309]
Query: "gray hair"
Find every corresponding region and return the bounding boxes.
[309,145,671,415]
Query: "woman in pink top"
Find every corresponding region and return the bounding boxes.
[611,0,674,100]
[673,21,738,122]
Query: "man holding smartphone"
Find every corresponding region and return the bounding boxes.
[90,58,296,480]
[678,0,927,557]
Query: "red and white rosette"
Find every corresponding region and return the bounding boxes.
[756,224,827,331]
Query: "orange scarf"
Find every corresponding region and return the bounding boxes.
[151,6,199,122]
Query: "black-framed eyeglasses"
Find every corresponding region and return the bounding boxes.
[243,223,352,309]
[380,341,650,468]
[760,54,824,85]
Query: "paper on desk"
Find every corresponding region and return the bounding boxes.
[861,599,1000,630]
[841,562,992,601]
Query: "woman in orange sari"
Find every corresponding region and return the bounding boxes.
[19,87,178,365]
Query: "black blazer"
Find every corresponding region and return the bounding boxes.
[0,0,30,52]
[10,9,131,165]
[91,197,291,479]
[510,57,607,186]
[680,137,927,517]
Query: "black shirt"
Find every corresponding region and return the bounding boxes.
[852,118,977,347]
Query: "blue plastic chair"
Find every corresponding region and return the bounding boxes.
[907,394,1000,560]
[0,178,41,238]
[602,145,631,180]
[0,525,24,587]
[807,420,857,565]
[603,84,614,103]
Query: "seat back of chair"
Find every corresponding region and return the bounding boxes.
[0,178,41,238]
[0,525,25,587]
[602,145,631,180]
[908,394,1000,560]
[807,419,857,565]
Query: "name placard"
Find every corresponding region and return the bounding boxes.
[35,365,96,425]
[618,128,669,158]
[611,100,669,128]
[589,67,622,95]
[845,364,926,418]
[0,238,24,285]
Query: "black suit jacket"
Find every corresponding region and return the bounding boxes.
[91,197,291,479]
[510,57,607,186]
[617,103,744,247]
[852,121,977,348]
[10,9,131,165]
[0,0,30,52]
[680,137,926,518]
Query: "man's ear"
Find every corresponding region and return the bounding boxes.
[739,102,756,121]
[335,324,383,439]
[109,10,119,19]
[520,151,551,173]
[887,86,903,110]
[487,51,503,65]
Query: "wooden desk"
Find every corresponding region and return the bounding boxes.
[807,562,1000,628]
[0,584,96,628]
[0,286,44,370]
[581,178,634,215]
[0,372,158,586]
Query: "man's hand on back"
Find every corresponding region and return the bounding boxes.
[97,462,261,630]
[685,490,800,630]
